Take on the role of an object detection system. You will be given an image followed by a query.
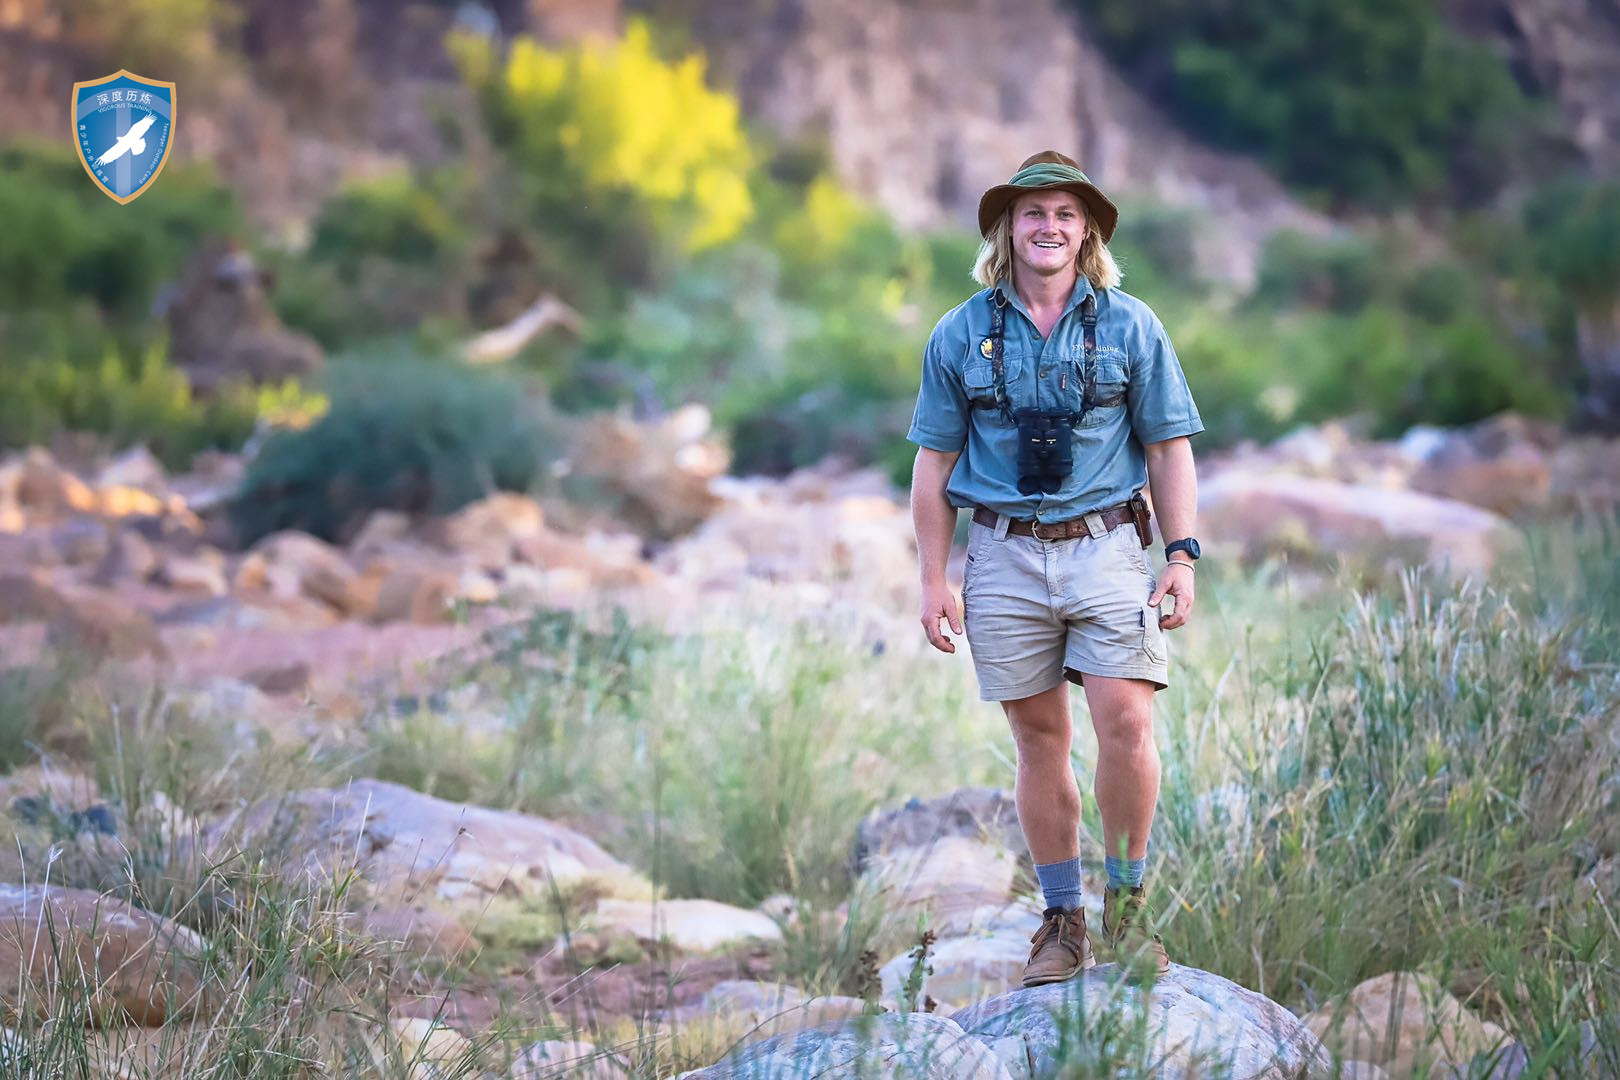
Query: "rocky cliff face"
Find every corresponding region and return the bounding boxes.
[4,0,1325,281]
[1445,0,1620,172]
[9,0,1613,285]
[650,0,1332,286]
[0,0,618,241]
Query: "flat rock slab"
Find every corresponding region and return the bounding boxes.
[591,897,783,954]
[950,964,1331,1080]
[216,779,650,910]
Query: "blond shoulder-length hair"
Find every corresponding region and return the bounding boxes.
[971,202,1123,292]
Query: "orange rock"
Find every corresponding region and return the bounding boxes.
[0,571,71,623]
[46,592,167,661]
[17,449,97,517]
[155,548,229,598]
[247,531,365,614]
[91,528,159,586]
[372,567,459,624]
[433,493,547,570]
[0,884,217,1026]
[96,485,166,519]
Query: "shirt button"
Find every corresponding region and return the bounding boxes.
[1039,368,1049,378]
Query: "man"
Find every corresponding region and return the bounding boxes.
[907,151,1203,985]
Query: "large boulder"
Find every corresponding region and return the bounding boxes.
[1198,472,1512,574]
[213,779,650,911]
[685,1011,1014,1080]
[951,965,1332,1079]
[1303,972,1511,1076]
[860,837,1022,936]
[0,884,215,1026]
[855,788,1025,876]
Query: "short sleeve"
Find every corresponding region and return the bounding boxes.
[1128,316,1204,444]
[906,327,971,452]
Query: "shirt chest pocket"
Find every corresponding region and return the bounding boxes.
[962,360,1024,422]
[1074,356,1128,428]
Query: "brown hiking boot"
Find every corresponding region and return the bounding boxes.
[1022,906,1096,987]
[1102,884,1170,979]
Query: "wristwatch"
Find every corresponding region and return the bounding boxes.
[1164,537,1201,561]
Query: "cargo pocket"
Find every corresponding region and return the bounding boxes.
[962,361,1021,423]
[1141,603,1167,664]
[962,524,988,599]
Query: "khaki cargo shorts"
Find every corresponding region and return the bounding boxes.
[961,514,1169,702]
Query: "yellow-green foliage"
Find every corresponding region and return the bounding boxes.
[772,176,865,262]
[456,18,755,251]
[0,341,326,468]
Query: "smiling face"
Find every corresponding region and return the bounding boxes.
[1010,190,1088,280]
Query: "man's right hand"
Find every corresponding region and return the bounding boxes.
[920,582,964,654]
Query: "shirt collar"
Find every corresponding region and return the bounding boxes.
[994,275,1096,328]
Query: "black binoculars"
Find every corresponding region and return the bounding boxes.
[1014,407,1080,495]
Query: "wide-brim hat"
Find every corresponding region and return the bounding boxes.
[977,150,1119,243]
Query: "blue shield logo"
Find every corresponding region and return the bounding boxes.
[73,70,175,204]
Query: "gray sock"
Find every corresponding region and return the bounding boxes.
[1034,856,1082,912]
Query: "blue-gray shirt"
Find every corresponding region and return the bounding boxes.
[907,278,1203,523]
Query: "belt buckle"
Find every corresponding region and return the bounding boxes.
[1031,519,1060,542]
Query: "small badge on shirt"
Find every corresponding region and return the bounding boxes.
[979,338,994,359]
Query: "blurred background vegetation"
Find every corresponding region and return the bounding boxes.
[2,0,1617,514]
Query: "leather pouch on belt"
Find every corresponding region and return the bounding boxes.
[1129,493,1152,549]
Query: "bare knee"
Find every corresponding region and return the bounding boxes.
[1092,705,1154,754]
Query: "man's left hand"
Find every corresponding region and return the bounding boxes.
[1150,561,1195,631]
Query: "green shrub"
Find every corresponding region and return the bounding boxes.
[1071,0,1533,205]
[579,244,801,413]
[270,169,483,351]
[1250,230,1387,313]
[1108,199,1213,298]
[1162,308,1302,448]
[0,341,303,467]
[0,142,240,326]
[1521,174,1620,307]
[230,359,560,545]
[1240,229,1569,434]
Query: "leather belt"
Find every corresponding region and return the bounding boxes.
[973,504,1135,542]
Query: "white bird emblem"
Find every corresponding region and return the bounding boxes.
[94,114,156,166]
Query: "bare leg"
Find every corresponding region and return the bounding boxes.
[1080,674,1160,862]
[1000,682,1082,863]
